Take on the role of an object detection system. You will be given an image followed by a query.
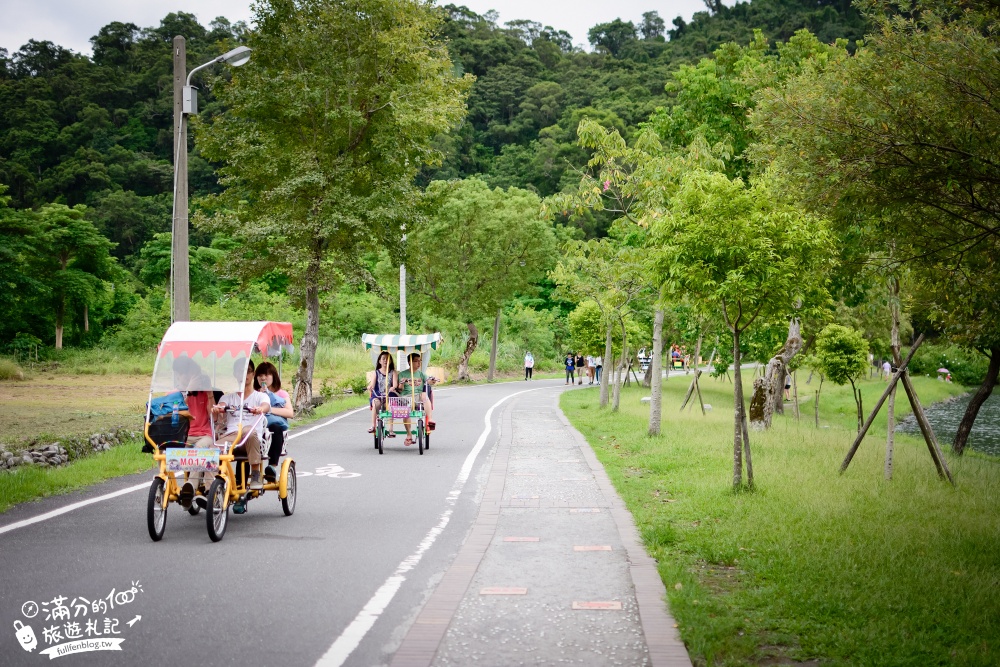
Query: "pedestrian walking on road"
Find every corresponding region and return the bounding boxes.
[524,351,534,380]
[594,355,603,383]
[575,353,584,385]
[565,353,576,385]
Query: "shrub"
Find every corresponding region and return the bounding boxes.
[908,342,989,386]
[0,357,25,380]
[349,375,368,396]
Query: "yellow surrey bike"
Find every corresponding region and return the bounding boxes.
[362,333,441,455]
[143,321,297,542]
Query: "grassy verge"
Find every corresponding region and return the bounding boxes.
[561,374,1000,666]
[0,441,155,513]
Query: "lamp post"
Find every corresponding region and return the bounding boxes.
[171,38,251,322]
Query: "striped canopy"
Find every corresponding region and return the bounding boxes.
[361,333,442,370]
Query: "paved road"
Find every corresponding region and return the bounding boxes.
[1,380,561,667]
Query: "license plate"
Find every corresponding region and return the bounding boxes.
[166,448,220,473]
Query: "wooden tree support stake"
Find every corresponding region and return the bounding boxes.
[681,348,715,413]
[839,334,953,484]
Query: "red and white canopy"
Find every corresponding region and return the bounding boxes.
[150,321,294,395]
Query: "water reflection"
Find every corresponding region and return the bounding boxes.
[896,392,1000,457]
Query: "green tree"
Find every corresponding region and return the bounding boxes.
[198,0,471,410]
[815,324,869,432]
[551,236,651,410]
[752,0,1000,454]
[0,185,47,343]
[406,178,558,381]
[653,170,834,487]
[587,19,637,58]
[32,203,116,348]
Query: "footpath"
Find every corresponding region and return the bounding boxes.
[390,387,692,667]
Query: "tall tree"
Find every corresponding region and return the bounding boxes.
[653,170,834,487]
[406,178,557,381]
[32,203,116,348]
[753,0,1000,452]
[198,0,471,410]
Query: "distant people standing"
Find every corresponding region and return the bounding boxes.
[565,353,576,385]
[595,355,603,383]
[524,351,534,381]
[882,360,892,380]
[575,353,584,385]
[586,355,596,384]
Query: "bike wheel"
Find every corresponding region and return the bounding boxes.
[417,421,425,455]
[146,478,167,541]
[281,462,297,516]
[377,419,384,455]
[206,478,229,542]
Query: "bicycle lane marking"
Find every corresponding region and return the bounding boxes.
[0,406,370,536]
[313,385,555,667]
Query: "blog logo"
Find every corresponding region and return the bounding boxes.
[14,620,37,652]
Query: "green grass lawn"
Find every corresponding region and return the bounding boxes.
[561,373,1000,666]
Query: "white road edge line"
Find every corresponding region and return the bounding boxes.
[0,406,370,536]
[314,385,552,667]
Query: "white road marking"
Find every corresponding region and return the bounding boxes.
[0,406,370,535]
[314,385,552,667]
[0,483,149,536]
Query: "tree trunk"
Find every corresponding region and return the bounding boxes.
[600,320,612,408]
[953,347,1000,454]
[748,319,803,430]
[487,309,500,382]
[83,303,89,333]
[741,393,753,488]
[648,309,664,436]
[732,328,744,487]
[885,381,896,479]
[55,300,64,350]
[293,277,320,414]
[792,370,800,420]
[815,376,823,427]
[612,317,627,412]
[457,321,479,382]
[849,379,862,433]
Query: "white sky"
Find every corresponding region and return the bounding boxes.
[0,0,716,56]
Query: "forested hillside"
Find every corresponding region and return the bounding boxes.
[0,0,868,351]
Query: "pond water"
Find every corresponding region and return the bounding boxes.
[896,392,1000,457]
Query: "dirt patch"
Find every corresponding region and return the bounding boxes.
[695,561,744,596]
[0,373,148,446]
[756,647,820,666]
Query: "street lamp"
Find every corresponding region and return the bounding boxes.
[171,40,251,322]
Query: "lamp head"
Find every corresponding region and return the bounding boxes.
[220,46,251,67]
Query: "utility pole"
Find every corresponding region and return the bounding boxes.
[171,36,190,322]
[399,263,407,336]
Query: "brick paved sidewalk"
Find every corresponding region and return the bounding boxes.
[390,388,692,667]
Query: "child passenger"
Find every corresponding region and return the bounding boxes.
[255,361,293,483]
[173,356,215,509]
